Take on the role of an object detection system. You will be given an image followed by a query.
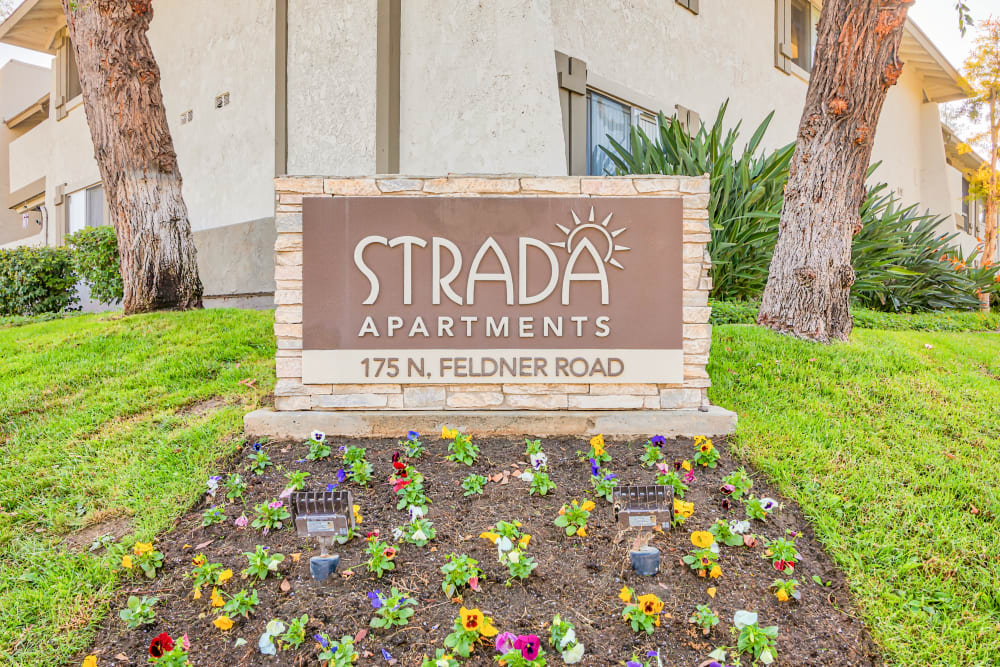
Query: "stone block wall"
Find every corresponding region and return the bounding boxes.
[272,175,713,412]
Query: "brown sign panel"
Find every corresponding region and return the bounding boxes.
[302,196,683,384]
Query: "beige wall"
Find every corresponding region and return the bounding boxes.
[1,60,50,247]
[398,0,566,175]
[286,0,377,176]
[148,0,277,235]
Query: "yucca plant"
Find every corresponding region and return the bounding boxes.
[602,101,794,301]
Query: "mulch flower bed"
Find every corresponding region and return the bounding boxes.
[83,431,881,666]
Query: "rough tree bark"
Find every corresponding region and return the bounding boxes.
[982,94,997,311]
[62,0,202,313]
[757,0,913,342]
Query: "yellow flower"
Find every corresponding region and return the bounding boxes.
[214,615,234,631]
[581,500,596,512]
[210,587,224,608]
[709,565,722,579]
[699,442,714,454]
[707,587,717,598]
[192,554,206,567]
[480,531,500,544]
[618,586,633,604]
[121,555,133,569]
[691,531,715,549]
[133,542,154,557]
[576,526,587,537]
[352,504,363,525]
[480,617,499,638]
[775,588,789,602]
[460,607,485,632]
[441,426,458,439]
[514,521,522,528]
[217,569,233,585]
[673,499,694,518]
[519,534,531,548]
[590,434,605,449]
[637,593,664,616]
[82,656,98,667]
[192,586,202,600]
[681,460,692,471]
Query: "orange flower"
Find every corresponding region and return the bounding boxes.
[776,588,790,602]
[637,593,664,616]
[576,526,587,537]
[210,588,224,608]
[709,565,722,579]
[581,500,596,512]
[213,615,234,631]
[383,546,397,561]
[618,586,633,604]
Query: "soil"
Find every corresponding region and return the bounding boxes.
[84,435,881,666]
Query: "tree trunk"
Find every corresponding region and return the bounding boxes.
[62,0,202,313]
[757,0,913,341]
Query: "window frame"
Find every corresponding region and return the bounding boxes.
[775,0,821,80]
[54,28,84,121]
[585,87,658,176]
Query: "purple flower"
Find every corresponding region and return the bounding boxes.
[709,663,722,667]
[268,500,283,510]
[314,634,329,649]
[590,458,600,477]
[407,430,419,440]
[761,498,777,511]
[251,442,263,452]
[651,435,666,446]
[381,648,393,661]
[326,483,336,492]
[513,635,540,661]
[720,483,735,495]
[603,473,617,481]
[336,468,347,484]
[626,662,643,667]
[646,650,659,658]
[495,631,517,654]
[368,590,383,609]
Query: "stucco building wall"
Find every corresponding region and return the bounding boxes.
[286,0,377,176]
[398,0,566,175]
[1,60,50,247]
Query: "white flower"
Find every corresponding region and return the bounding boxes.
[733,610,758,629]
[436,660,450,667]
[731,520,751,534]
[559,628,576,649]
[409,505,426,521]
[392,526,405,540]
[530,452,548,469]
[519,471,535,482]
[508,550,520,564]
[311,430,326,442]
[562,643,585,664]
[497,536,513,552]
[412,528,427,542]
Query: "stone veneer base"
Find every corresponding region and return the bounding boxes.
[244,407,737,440]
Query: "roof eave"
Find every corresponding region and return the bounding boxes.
[0,0,66,54]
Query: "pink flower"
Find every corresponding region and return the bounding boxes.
[495,632,517,654]
[268,501,284,510]
[234,515,248,529]
[655,462,670,474]
[514,635,541,661]
[683,468,695,484]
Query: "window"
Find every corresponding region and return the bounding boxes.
[962,177,971,234]
[67,185,105,234]
[55,29,83,120]
[586,90,657,176]
[776,0,820,76]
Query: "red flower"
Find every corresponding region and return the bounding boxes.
[774,559,792,572]
[149,633,174,658]
[393,479,411,493]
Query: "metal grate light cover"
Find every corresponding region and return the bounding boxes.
[292,490,353,540]
[613,485,674,531]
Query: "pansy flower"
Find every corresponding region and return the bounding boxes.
[637,593,663,616]
[720,483,735,495]
[720,498,732,511]
[651,435,666,446]
[603,472,617,481]
[691,531,715,549]
[368,590,383,609]
[760,498,777,512]
[314,633,330,649]
[683,468,695,484]
[381,648,394,661]
[311,430,326,442]
[514,634,541,661]
[234,514,248,528]
[589,458,600,477]
[251,442,263,451]
[268,500,283,510]
[495,631,517,653]
[407,430,419,440]
[149,633,174,658]
[459,607,483,631]
[336,468,347,484]
[383,546,397,561]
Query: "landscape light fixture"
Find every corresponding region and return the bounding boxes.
[291,489,353,581]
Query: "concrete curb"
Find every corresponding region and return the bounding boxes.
[244,407,738,440]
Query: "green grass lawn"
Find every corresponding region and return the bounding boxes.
[0,310,274,664]
[1,309,998,665]
[709,325,1000,665]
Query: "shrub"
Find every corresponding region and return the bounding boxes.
[0,246,78,316]
[709,300,1000,331]
[66,226,123,305]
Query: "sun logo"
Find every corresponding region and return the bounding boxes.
[551,207,630,270]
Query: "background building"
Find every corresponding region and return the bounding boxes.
[0,0,989,306]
